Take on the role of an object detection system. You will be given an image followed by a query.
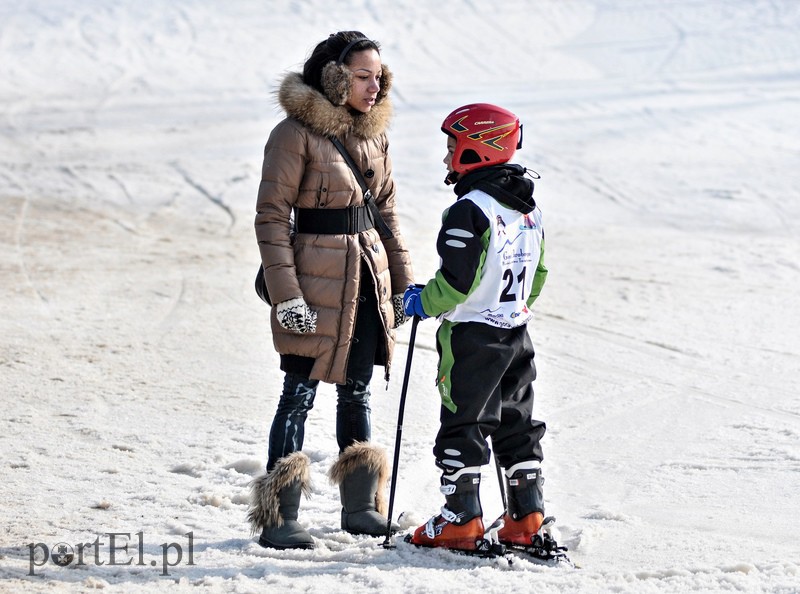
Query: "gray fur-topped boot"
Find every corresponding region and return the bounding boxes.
[329,442,400,536]
[248,451,315,549]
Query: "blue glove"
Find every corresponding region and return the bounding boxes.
[402,284,430,319]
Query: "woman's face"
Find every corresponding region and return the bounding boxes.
[345,49,382,113]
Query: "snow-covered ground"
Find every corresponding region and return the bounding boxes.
[2,1,799,592]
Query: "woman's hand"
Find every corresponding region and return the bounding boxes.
[391,294,407,328]
[276,297,317,333]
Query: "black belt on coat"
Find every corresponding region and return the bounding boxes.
[295,206,374,235]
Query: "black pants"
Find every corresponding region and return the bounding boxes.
[433,321,546,472]
[266,274,382,471]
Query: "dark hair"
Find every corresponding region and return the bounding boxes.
[303,31,380,94]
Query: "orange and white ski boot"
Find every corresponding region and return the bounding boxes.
[497,461,545,547]
[406,468,485,552]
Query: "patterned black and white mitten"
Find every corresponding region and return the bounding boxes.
[391,294,407,328]
[275,297,317,333]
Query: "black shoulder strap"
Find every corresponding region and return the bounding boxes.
[329,136,393,239]
[329,136,369,194]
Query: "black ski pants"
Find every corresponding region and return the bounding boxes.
[433,321,546,473]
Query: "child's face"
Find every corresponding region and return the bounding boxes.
[444,136,457,175]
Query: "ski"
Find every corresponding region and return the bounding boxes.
[486,515,575,568]
[502,540,574,567]
[402,533,506,559]
[399,515,574,567]
[507,547,573,567]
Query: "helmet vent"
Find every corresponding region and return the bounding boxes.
[460,149,481,165]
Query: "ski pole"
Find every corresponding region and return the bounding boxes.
[381,314,420,548]
[492,449,508,512]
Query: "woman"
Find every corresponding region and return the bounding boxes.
[247,31,414,550]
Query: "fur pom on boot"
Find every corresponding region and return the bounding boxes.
[248,452,314,549]
[329,442,399,536]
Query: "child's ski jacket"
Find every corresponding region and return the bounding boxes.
[421,164,547,328]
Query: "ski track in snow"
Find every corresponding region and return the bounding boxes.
[1,1,799,592]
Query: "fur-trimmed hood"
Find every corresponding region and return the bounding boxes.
[276,67,393,140]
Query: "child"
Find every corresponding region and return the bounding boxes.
[403,103,549,552]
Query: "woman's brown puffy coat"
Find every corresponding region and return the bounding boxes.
[255,69,413,385]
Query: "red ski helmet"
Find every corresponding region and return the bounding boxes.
[442,103,522,176]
